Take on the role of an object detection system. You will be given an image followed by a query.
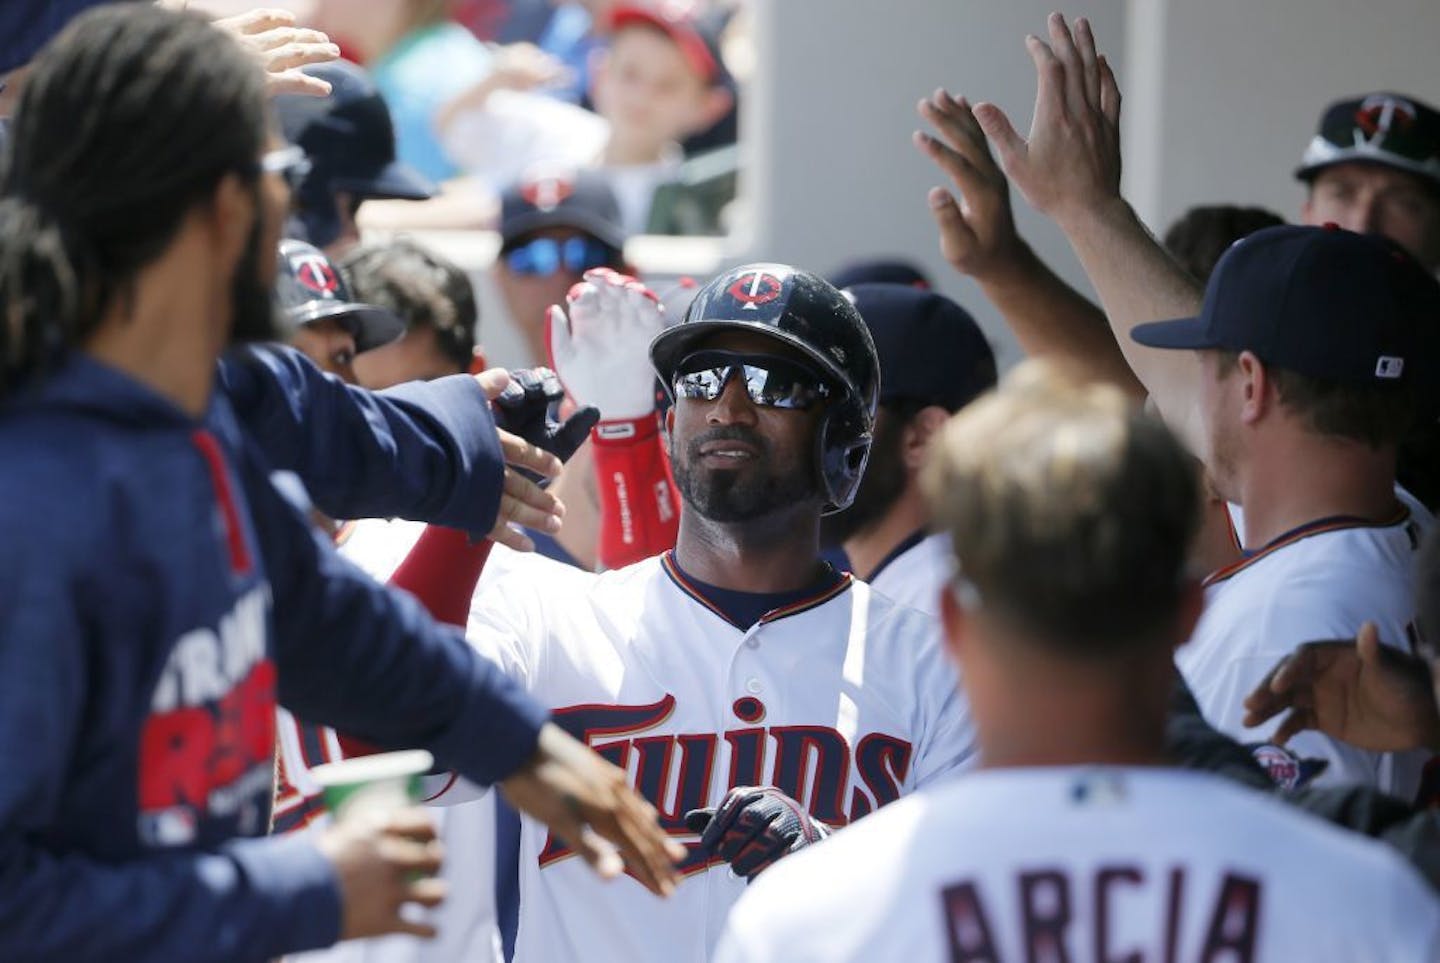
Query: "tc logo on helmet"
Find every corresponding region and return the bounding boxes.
[726,271,783,311]
[293,255,339,296]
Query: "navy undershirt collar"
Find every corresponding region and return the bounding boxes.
[668,552,845,629]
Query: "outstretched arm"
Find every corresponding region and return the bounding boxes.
[954,14,1207,452]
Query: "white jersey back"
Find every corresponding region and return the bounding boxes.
[1179,512,1433,798]
[716,767,1440,963]
[867,532,951,618]
[436,552,976,963]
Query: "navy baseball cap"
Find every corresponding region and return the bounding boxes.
[829,259,932,291]
[844,283,996,411]
[500,167,627,252]
[1132,225,1440,387]
[0,0,135,76]
[1296,92,1440,190]
[274,239,404,353]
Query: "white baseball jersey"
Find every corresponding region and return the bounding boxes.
[432,551,976,963]
[281,518,545,963]
[1180,510,1434,799]
[715,766,1440,963]
[1225,483,1434,548]
[867,532,951,618]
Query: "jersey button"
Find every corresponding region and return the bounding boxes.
[745,677,762,694]
[745,637,760,649]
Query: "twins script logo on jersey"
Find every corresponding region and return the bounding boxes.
[137,585,277,846]
[540,694,913,875]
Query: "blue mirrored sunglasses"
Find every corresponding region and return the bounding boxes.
[504,236,618,276]
[673,351,832,410]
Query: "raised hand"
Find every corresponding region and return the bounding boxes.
[548,268,667,423]
[969,13,1122,228]
[214,8,340,98]
[914,90,1026,282]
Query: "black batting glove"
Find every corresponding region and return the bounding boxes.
[685,786,833,882]
[491,366,600,479]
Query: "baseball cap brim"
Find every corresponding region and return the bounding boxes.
[332,159,437,201]
[501,209,628,253]
[1130,315,1219,351]
[1294,137,1440,187]
[290,301,406,354]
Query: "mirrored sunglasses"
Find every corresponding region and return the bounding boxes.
[504,235,617,276]
[672,350,832,410]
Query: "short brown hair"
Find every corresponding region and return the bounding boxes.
[1163,205,1285,283]
[922,361,1200,655]
[1215,350,1415,448]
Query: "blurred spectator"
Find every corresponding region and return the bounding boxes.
[275,239,405,383]
[829,258,932,290]
[441,4,733,234]
[310,0,501,182]
[344,237,481,387]
[493,168,628,364]
[275,60,437,258]
[1163,204,1286,283]
[535,0,615,104]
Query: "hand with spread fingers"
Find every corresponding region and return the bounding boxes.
[964,13,1123,229]
[548,268,667,423]
[318,807,448,941]
[1242,622,1440,754]
[475,368,568,553]
[215,8,340,98]
[913,90,1028,283]
[685,787,832,883]
[500,723,686,898]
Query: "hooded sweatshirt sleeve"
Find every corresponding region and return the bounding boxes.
[0,533,341,962]
[258,471,549,786]
[217,345,503,532]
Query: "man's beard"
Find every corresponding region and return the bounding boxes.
[672,424,819,523]
[228,204,278,345]
[820,410,907,547]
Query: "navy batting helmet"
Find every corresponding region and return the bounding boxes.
[650,263,880,513]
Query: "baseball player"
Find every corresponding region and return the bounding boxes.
[819,283,996,616]
[427,264,975,963]
[274,238,406,384]
[716,362,1440,963]
[919,14,1438,797]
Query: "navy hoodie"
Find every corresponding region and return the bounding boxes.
[0,351,549,961]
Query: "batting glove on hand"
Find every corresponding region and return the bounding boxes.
[492,366,600,479]
[547,268,666,421]
[685,786,833,882]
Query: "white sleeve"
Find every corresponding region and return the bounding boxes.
[910,646,978,788]
[421,576,542,806]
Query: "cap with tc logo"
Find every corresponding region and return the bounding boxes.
[1131,225,1440,388]
[1295,92,1440,189]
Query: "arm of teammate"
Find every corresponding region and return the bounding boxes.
[257,476,683,895]
[219,346,562,547]
[963,14,1207,452]
[913,89,1143,398]
[1242,622,1440,754]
